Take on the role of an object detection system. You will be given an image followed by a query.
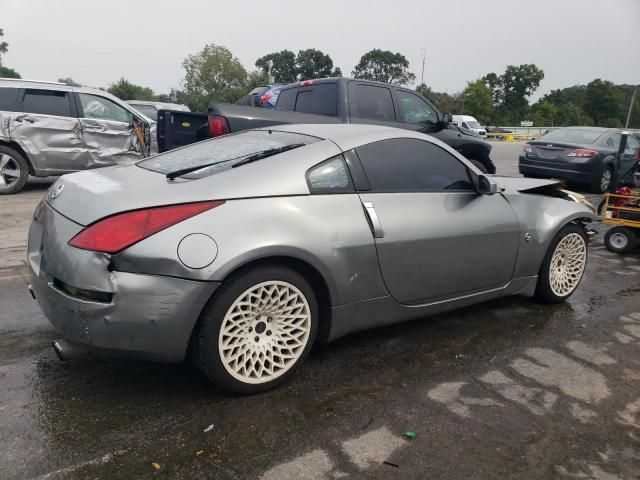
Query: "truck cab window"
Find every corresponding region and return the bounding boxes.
[350,84,395,121]
[396,91,438,126]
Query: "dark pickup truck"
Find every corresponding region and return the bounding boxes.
[157,77,495,173]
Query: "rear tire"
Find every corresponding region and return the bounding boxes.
[192,264,318,394]
[604,226,637,254]
[535,224,588,303]
[0,146,29,195]
[591,166,613,194]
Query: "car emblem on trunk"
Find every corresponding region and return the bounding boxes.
[51,184,64,199]
[546,144,554,148]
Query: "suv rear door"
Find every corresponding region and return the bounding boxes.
[10,88,84,173]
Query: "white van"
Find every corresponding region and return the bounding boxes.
[452,115,486,136]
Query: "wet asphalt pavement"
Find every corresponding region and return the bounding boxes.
[1,143,639,480]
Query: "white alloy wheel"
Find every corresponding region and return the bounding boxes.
[218,280,312,384]
[548,233,587,297]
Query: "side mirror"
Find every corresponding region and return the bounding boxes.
[441,112,452,124]
[477,174,498,195]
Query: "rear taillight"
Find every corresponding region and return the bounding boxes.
[299,80,314,86]
[208,115,230,137]
[69,201,224,253]
[260,94,272,104]
[567,149,598,157]
[523,143,532,153]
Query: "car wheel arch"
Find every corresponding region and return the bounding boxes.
[201,254,334,343]
[0,139,35,175]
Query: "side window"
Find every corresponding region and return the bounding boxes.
[294,84,337,116]
[306,155,354,193]
[79,93,133,123]
[605,133,621,149]
[396,91,439,126]
[275,88,296,111]
[356,138,473,192]
[23,89,72,117]
[350,84,395,121]
[625,135,639,153]
[462,122,469,129]
[0,87,20,111]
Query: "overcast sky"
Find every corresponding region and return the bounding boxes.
[2,0,639,101]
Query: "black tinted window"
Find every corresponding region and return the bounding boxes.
[23,89,72,117]
[396,90,438,125]
[356,138,473,192]
[0,87,20,111]
[276,88,296,111]
[295,84,337,116]
[350,84,395,122]
[306,155,354,193]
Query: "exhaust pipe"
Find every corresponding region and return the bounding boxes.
[52,339,90,361]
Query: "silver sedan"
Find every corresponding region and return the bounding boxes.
[27,124,596,393]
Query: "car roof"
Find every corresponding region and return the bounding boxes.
[255,123,452,152]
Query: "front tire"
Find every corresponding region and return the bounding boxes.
[604,226,637,254]
[535,224,588,303]
[193,265,318,394]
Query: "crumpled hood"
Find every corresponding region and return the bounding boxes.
[489,175,564,193]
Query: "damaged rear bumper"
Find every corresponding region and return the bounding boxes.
[29,267,218,362]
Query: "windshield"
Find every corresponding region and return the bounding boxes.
[138,130,320,178]
[131,104,158,121]
[539,129,603,145]
[467,121,482,129]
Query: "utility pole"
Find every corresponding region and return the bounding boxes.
[625,87,637,128]
[420,48,426,85]
[267,60,274,84]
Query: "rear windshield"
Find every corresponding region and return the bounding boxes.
[248,86,270,95]
[138,130,320,178]
[538,129,603,145]
[276,83,337,117]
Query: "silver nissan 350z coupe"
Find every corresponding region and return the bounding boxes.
[27,124,596,393]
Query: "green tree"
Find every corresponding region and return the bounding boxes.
[352,49,416,86]
[582,79,621,126]
[0,28,8,63]
[296,49,334,80]
[183,44,248,111]
[246,70,269,90]
[0,28,20,78]
[107,78,156,101]
[483,64,544,124]
[0,66,20,78]
[459,79,493,123]
[255,50,297,83]
[416,83,438,105]
[58,77,81,86]
[531,100,558,126]
[331,66,343,77]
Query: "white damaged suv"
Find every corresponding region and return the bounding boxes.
[0,78,151,194]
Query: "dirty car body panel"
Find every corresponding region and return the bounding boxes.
[27,124,596,363]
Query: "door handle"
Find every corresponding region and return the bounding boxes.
[362,202,384,238]
[15,115,35,123]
